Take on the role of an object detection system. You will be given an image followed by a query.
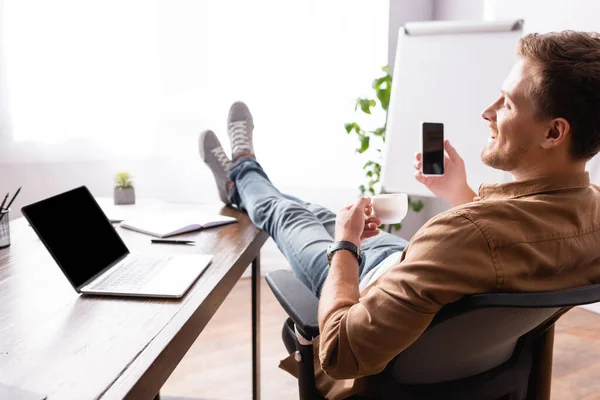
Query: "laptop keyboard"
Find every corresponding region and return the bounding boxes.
[90,254,171,291]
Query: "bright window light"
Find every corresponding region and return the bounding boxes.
[2,0,388,171]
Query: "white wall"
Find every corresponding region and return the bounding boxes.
[485,0,600,32]
[388,0,434,68]
[433,0,484,20]
[431,0,600,32]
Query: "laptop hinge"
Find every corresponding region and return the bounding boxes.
[77,251,130,292]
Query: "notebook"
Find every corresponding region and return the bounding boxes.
[0,384,46,400]
[120,210,237,238]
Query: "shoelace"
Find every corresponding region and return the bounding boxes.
[211,146,230,169]
[228,121,252,154]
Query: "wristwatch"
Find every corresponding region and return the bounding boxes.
[327,241,363,265]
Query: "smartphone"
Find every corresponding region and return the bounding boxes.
[422,122,444,175]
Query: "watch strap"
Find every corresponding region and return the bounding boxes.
[327,241,362,265]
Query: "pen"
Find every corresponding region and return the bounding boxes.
[151,239,196,245]
[4,187,21,211]
[0,188,21,221]
[0,193,8,211]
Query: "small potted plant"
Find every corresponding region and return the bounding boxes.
[114,172,135,205]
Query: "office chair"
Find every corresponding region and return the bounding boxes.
[266,270,600,400]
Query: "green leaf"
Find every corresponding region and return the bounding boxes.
[372,76,387,90]
[359,184,366,196]
[363,160,374,169]
[360,102,371,114]
[371,126,386,137]
[392,223,402,231]
[357,98,376,114]
[377,87,391,111]
[357,135,370,153]
[368,187,376,195]
[366,171,373,177]
[382,65,390,74]
[410,199,424,213]
[344,122,362,135]
[115,171,133,189]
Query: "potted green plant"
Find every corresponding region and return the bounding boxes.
[114,172,135,205]
[345,66,424,231]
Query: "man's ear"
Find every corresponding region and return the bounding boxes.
[540,118,570,149]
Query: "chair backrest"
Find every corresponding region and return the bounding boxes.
[387,283,600,384]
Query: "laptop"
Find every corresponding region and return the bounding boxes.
[21,186,212,298]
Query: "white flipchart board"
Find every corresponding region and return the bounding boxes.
[381,20,524,196]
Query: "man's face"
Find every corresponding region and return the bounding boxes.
[480,59,549,171]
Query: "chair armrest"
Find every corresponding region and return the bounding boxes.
[266,270,320,339]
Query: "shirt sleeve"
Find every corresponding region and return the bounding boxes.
[318,211,498,379]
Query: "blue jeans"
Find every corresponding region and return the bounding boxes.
[228,158,407,297]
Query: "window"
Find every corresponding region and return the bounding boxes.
[2,0,388,187]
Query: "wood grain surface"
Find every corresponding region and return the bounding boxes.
[0,201,267,400]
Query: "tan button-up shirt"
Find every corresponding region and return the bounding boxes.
[288,172,600,399]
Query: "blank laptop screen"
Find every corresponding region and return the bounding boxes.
[22,186,129,288]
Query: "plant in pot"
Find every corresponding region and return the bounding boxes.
[114,172,135,205]
[345,66,424,231]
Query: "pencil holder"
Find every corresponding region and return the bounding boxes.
[0,209,10,249]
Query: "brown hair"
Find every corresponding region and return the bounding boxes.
[518,31,600,161]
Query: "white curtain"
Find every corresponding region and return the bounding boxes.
[0,0,389,188]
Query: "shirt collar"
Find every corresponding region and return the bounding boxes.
[478,172,591,200]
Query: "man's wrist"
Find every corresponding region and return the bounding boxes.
[330,248,360,267]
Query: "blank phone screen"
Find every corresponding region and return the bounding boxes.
[422,122,444,175]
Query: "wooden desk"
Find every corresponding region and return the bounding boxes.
[0,202,268,400]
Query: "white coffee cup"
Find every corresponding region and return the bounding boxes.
[370,193,408,224]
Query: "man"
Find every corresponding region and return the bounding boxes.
[199,31,600,399]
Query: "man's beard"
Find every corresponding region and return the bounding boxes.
[481,139,530,171]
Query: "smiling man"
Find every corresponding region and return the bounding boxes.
[199,31,600,399]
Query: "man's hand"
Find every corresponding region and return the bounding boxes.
[414,140,477,207]
[335,197,382,246]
